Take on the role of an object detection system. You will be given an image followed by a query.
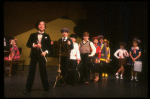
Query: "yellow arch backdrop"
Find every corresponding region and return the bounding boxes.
[14,18,82,66]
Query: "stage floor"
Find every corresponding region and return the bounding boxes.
[4,65,148,98]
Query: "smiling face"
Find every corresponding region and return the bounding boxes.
[10,40,16,46]
[62,32,69,37]
[83,36,89,41]
[38,21,46,31]
[99,38,103,43]
[93,39,98,44]
[120,45,124,49]
[104,42,107,46]
[133,41,138,47]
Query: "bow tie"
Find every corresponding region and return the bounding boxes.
[37,33,44,35]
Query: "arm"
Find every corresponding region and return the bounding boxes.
[114,49,119,59]
[26,34,35,48]
[98,46,101,59]
[89,42,96,56]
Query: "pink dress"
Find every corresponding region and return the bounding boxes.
[4,45,20,60]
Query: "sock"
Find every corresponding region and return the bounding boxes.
[135,76,137,79]
[116,73,118,75]
[131,76,133,79]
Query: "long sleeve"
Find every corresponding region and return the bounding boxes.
[124,50,129,57]
[89,42,96,56]
[26,34,35,48]
[114,49,119,59]
[76,44,81,60]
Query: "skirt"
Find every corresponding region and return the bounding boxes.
[118,59,127,66]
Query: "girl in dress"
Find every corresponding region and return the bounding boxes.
[114,42,129,79]
[4,39,20,61]
[129,37,141,81]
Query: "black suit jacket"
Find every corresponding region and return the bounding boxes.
[26,32,52,57]
[58,38,74,52]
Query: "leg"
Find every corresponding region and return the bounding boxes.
[38,56,49,90]
[121,65,124,75]
[85,54,90,83]
[25,57,38,90]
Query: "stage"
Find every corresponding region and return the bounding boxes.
[4,65,148,98]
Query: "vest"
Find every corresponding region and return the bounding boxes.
[80,41,90,54]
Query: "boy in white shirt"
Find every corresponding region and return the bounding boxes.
[68,33,81,85]
[114,42,129,79]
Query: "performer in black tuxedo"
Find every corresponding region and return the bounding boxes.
[57,28,73,85]
[24,20,52,93]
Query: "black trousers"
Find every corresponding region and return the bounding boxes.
[79,53,90,83]
[25,55,49,90]
[60,56,70,82]
[67,60,77,84]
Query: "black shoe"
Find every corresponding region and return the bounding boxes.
[44,88,52,93]
[23,89,31,93]
[72,83,76,86]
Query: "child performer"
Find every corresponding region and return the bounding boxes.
[129,37,141,81]
[4,39,20,61]
[79,32,96,85]
[91,37,101,82]
[103,39,110,77]
[69,33,81,85]
[114,42,129,79]
[98,35,108,79]
[58,28,73,85]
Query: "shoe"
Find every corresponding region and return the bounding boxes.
[85,82,89,85]
[44,88,52,93]
[102,73,104,77]
[134,77,138,82]
[131,76,134,81]
[115,73,119,79]
[105,74,108,77]
[120,75,123,79]
[23,89,31,93]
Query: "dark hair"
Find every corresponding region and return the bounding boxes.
[83,32,89,37]
[98,35,104,40]
[132,37,141,44]
[60,28,69,33]
[92,37,99,42]
[119,42,126,47]
[70,33,77,39]
[35,20,46,30]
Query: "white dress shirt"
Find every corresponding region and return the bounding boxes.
[70,42,81,60]
[79,40,96,57]
[32,31,48,54]
[62,37,68,41]
[114,48,129,59]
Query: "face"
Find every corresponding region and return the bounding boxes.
[83,36,89,41]
[38,21,45,31]
[93,39,98,44]
[11,40,16,46]
[99,39,103,43]
[62,32,69,37]
[104,42,107,46]
[133,41,137,47]
[120,45,124,49]
[70,37,76,42]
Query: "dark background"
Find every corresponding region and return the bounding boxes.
[4,1,148,77]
